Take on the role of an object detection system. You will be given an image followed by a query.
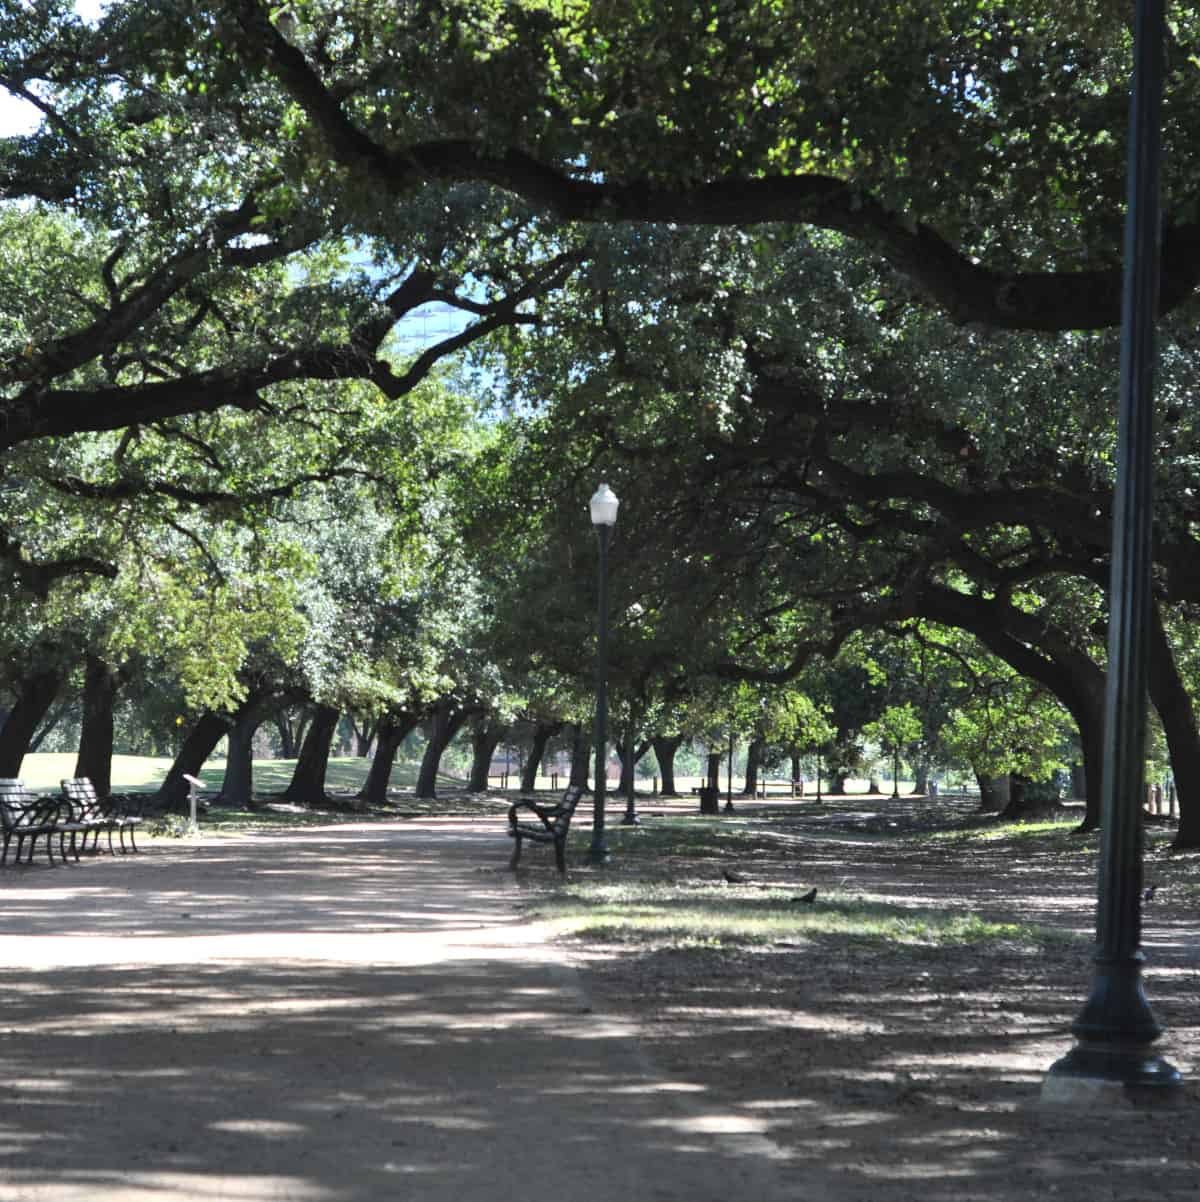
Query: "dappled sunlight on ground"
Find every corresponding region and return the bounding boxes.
[0,815,795,1201]
[554,792,1200,1202]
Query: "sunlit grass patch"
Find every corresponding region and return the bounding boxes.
[602,816,801,861]
[531,881,1060,950]
[923,819,1088,847]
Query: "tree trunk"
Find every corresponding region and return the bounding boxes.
[1147,605,1200,848]
[742,737,765,795]
[521,721,563,792]
[617,729,633,797]
[274,710,298,759]
[351,715,378,757]
[912,764,930,795]
[653,734,684,796]
[73,654,121,796]
[358,712,420,804]
[790,753,802,784]
[155,711,234,812]
[219,710,258,809]
[976,772,1011,812]
[219,693,281,809]
[467,718,507,793]
[568,723,591,790]
[1070,762,1087,800]
[868,776,882,794]
[0,663,65,778]
[911,584,1107,829]
[282,705,340,803]
[706,752,721,790]
[831,771,849,794]
[29,696,73,753]
[415,699,475,799]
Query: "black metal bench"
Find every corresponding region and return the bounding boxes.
[0,779,94,866]
[507,785,584,875]
[61,777,144,854]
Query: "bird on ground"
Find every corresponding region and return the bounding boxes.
[1143,885,1157,902]
[791,888,818,904]
[722,868,747,884]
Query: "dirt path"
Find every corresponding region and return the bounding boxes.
[0,819,797,1202]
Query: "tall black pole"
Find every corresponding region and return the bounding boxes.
[1046,0,1180,1098]
[724,728,735,813]
[589,523,611,863]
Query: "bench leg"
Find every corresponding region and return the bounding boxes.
[509,835,523,871]
[128,825,139,853]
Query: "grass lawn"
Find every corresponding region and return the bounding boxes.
[16,752,467,795]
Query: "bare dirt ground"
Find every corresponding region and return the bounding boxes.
[545,792,1200,1202]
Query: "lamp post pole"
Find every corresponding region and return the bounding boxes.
[621,734,640,825]
[1045,0,1180,1101]
[589,484,619,864]
[724,728,735,813]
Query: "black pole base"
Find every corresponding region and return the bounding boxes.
[587,839,610,864]
[620,810,640,825]
[723,801,735,814]
[1044,1040,1182,1105]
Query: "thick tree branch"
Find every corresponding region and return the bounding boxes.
[237,0,1200,332]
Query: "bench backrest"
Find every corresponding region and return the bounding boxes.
[0,778,40,830]
[61,777,99,820]
[557,785,584,829]
[61,777,98,803]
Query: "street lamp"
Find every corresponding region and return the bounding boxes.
[589,483,619,863]
[1045,0,1180,1102]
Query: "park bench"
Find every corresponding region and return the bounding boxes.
[507,785,584,875]
[60,777,144,854]
[0,778,96,867]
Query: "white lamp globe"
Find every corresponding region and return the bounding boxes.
[589,483,620,526]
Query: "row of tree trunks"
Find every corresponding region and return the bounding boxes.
[7,620,1200,845]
